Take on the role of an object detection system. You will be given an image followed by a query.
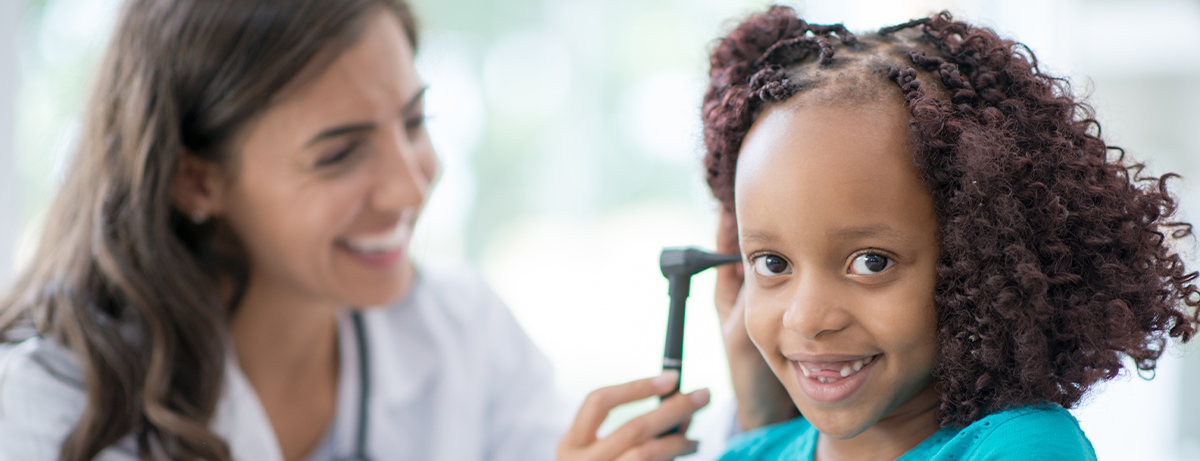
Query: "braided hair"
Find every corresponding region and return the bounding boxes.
[702,6,1199,427]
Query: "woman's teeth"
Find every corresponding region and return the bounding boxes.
[343,225,410,254]
[799,355,875,384]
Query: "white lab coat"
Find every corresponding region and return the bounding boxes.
[0,265,568,461]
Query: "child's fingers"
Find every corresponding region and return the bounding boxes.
[588,389,710,461]
[562,371,681,447]
[613,435,699,461]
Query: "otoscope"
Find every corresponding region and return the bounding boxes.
[658,247,741,430]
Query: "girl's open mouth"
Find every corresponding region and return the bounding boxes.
[791,354,881,403]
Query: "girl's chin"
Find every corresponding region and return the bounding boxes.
[799,410,876,440]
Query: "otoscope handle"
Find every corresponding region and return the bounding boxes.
[659,274,690,436]
[661,273,691,395]
[656,247,741,438]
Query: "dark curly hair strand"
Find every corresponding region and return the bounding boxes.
[702,6,1200,427]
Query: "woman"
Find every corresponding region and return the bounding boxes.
[0,0,751,460]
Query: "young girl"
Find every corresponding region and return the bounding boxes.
[701,6,1199,460]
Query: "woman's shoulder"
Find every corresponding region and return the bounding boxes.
[368,263,539,363]
[718,416,817,461]
[0,336,86,415]
[0,337,137,459]
[390,263,505,323]
[920,404,1097,461]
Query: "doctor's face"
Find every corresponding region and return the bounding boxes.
[219,12,436,308]
[734,95,942,440]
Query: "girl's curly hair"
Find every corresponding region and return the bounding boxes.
[702,5,1200,427]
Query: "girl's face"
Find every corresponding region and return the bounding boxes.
[734,95,941,439]
[219,12,435,308]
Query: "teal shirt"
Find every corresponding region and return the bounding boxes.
[719,404,1097,460]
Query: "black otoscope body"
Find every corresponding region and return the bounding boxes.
[658,247,741,422]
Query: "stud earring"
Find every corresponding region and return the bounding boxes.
[191,209,208,224]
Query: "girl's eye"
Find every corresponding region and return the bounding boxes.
[849,253,893,275]
[752,254,792,276]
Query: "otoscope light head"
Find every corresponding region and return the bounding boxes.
[659,247,742,278]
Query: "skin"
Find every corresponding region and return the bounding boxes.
[733,91,943,461]
[715,212,800,430]
[174,11,435,460]
[171,10,710,461]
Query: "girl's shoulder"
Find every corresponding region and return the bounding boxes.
[718,416,818,461]
[718,404,1096,461]
[909,404,1097,461]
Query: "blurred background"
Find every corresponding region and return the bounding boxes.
[1,0,1198,458]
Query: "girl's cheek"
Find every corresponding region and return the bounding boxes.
[742,291,781,357]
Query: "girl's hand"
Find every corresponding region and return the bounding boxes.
[715,211,799,430]
[558,372,710,461]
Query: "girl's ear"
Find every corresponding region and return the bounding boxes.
[170,151,226,223]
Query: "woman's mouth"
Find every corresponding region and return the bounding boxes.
[336,210,415,268]
[339,225,410,255]
[791,354,881,403]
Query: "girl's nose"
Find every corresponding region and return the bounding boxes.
[782,272,853,340]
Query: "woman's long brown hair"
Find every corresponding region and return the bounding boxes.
[0,0,416,459]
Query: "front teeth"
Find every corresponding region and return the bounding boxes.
[343,211,416,254]
[344,225,411,254]
[806,355,876,383]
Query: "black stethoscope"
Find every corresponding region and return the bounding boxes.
[335,311,372,461]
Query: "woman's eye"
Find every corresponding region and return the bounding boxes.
[316,142,359,167]
[752,254,792,276]
[849,253,893,275]
[404,114,426,131]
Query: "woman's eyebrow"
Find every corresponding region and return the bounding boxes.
[402,86,427,114]
[305,122,377,147]
[304,88,428,147]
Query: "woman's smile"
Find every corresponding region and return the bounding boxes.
[336,208,417,269]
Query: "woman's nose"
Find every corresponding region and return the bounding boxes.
[782,272,853,340]
[371,125,433,210]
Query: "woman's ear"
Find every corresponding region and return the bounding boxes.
[170,151,226,224]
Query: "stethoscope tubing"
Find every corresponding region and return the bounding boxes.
[336,311,371,461]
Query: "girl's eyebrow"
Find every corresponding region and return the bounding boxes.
[740,229,780,245]
[832,224,907,243]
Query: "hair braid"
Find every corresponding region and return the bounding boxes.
[703,5,1199,427]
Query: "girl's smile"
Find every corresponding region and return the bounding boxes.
[789,353,880,402]
[734,86,943,453]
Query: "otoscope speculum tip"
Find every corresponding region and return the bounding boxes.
[659,247,742,278]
